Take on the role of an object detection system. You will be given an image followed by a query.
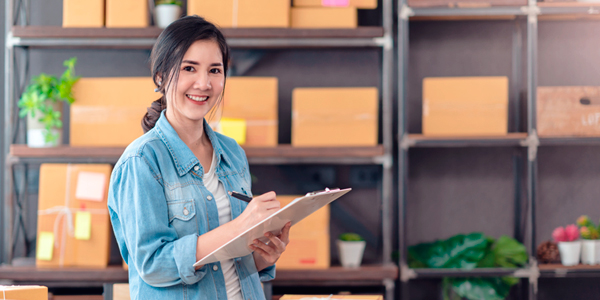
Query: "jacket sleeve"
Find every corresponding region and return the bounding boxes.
[108,154,206,287]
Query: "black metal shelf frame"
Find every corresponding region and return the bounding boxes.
[398,0,541,299]
[2,1,397,300]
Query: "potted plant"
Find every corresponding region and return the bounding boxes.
[18,57,79,147]
[553,224,581,266]
[576,215,600,265]
[154,0,183,29]
[337,233,366,268]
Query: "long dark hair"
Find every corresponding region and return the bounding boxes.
[142,16,230,133]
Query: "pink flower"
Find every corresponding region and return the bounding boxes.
[553,226,566,242]
[565,224,580,241]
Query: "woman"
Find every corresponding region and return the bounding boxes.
[108,16,290,300]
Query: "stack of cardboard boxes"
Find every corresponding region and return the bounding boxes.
[63,0,149,28]
[291,0,377,28]
[64,0,379,29]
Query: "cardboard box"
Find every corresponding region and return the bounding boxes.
[188,0,290,28]
[210,77,278,147]
[70,77,160,147]
[537,86,600,137]
[422,77,508,136]
[106,0,148,28]
[292,87,379,147]
[63,0,104,27]
[408,0,526,8]
[281,295,383,300]
[291,7,357,28]
[276,195,330,269]
[113,283,131,300]
[293,0,378,9]
[0,286,48,300]
[36,164,112,268]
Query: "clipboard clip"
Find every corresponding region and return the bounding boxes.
[305,187,340,197]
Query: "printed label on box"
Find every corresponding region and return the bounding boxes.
[322,0,350,6]
[75,171,107,202]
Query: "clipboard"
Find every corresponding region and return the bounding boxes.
[193,188,351,267]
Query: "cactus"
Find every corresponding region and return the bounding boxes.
[577,215,594,228]
[581,226,592,239]
[565,224,580,241]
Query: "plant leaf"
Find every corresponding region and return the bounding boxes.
[491,235,528,268]
[450,278,511,300]
[408,233,489,269]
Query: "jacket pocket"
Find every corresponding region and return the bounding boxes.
[167,199,196,222]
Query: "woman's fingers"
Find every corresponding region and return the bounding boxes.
[278,222,291,244]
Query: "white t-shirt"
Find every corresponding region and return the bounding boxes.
[203,151,244,300]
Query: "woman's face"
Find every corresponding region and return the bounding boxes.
[164,39,225,127]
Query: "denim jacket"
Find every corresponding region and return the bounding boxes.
[108,111,275,300]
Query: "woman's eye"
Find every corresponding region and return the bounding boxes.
[183,66,195,72]
[210,68,222,74]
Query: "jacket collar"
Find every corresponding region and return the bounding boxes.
[155,110,227,177]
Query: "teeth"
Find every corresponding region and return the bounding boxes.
[187,95,208,101]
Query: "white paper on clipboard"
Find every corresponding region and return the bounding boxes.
[193,188,351,267]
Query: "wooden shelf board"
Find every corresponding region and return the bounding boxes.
[0,265,128,282]
[274,264,398,285]
[411,15,517,21]
[12,26,384,39]
[537,2,600,7]
[0,264,397,285]
[408,132,528,141]
[539,263,600,270]
[9,145,384,159]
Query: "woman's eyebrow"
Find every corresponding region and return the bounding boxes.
[182,60,223,67]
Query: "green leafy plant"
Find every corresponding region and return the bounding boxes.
[18,57,79,144]
[408,233,528,300]
[155,0,183,6]
[338,233,364,242]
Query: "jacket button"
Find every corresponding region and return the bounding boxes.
[183,208,189,216]
[213,265,218,271]
[194,165,200,171]
[207,195,213,201]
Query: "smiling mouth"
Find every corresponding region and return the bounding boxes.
[187,94,208,102]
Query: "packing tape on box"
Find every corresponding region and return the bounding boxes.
[232,0,239,27]
[37,164,108,266]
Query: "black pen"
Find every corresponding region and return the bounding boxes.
[228,191,252,203]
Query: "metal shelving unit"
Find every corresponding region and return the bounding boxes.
[397,1,600,300]
[2,0,397,299]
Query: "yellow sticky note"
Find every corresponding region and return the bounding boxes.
[220,118,247,145]
[37,232,54,261]
[75,211,92,240]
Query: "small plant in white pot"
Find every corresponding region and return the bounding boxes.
[553,224,581,266]
[337,233,366,268]
[18,57,79,147]
[577,215,600,265]
[154,0,182,29]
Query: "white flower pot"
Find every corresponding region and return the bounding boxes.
[154,4,181,29]
[581,240,598,265]
[595,241,600,264]
[26,102,62,148]
[558,240,582,266]
[337,240,366,268]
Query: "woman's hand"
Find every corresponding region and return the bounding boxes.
[251,222,291,271]
[237,191,280,228]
